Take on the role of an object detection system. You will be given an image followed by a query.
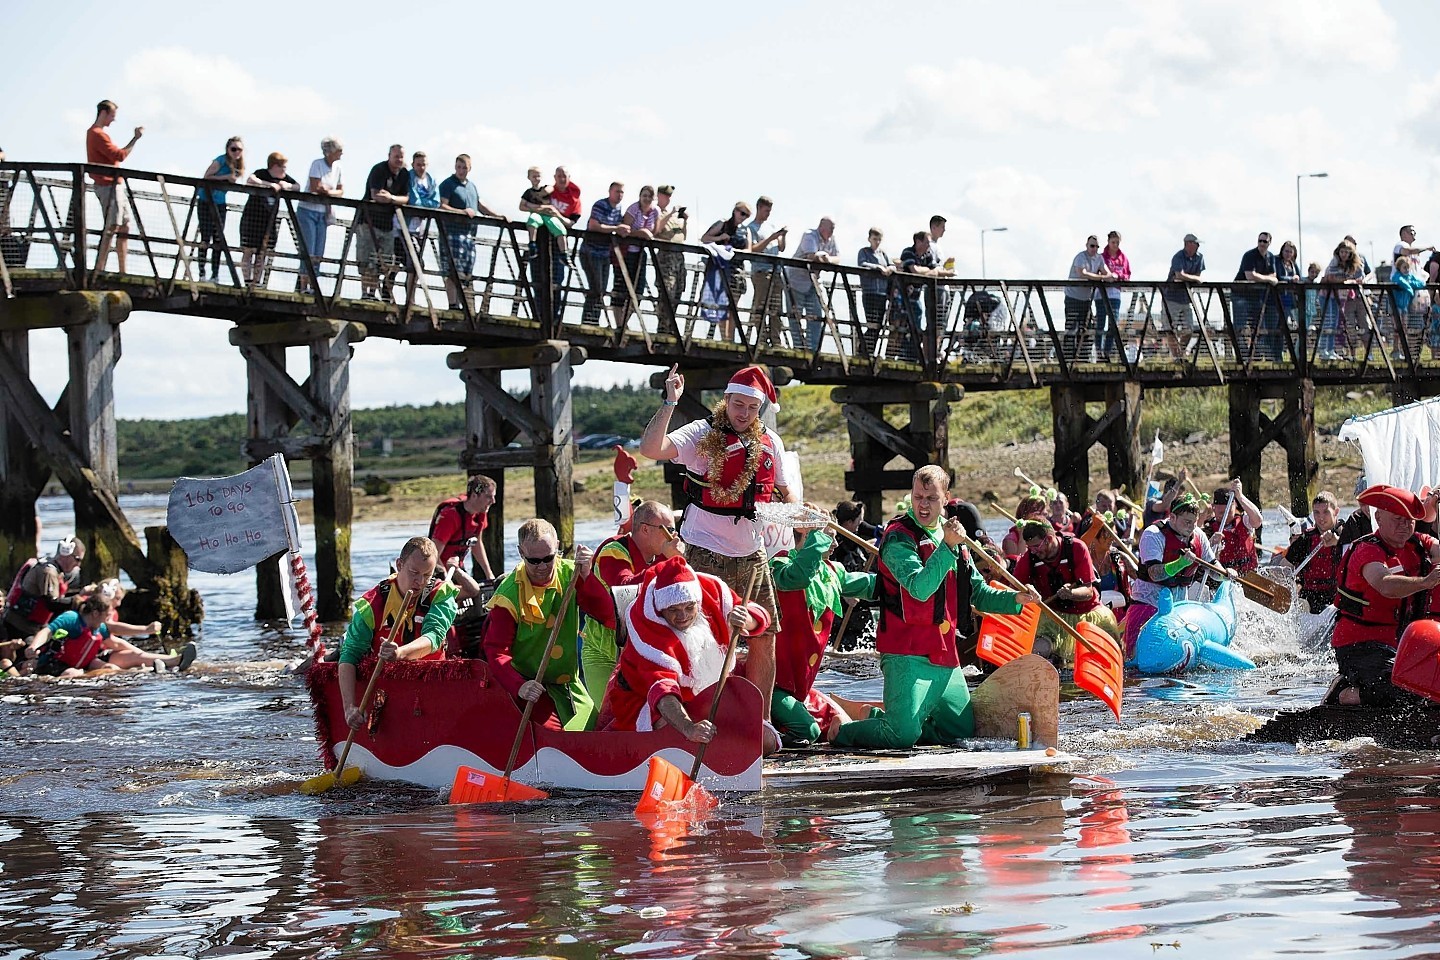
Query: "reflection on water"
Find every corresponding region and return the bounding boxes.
[6,497,1440,957]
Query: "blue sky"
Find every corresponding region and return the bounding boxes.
[6,0,1438,418]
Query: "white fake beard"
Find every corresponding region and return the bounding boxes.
[675,614,726,690]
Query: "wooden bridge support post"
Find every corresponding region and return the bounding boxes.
[0,329,51,581]
[1050,382,1143,508]
[244,341,290,620]
[531,344,575,550]
[461,368,510,579]
[67,298,123,582]
[833,382,960,521]
[309,327,356,622]
[1227,379,1317,517]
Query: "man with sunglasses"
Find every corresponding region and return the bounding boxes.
[579,501,683,708]
[1234,232,1280,359]
[483,519,614,731]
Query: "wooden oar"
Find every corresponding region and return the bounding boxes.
[1292,541,1325,576]
[496,574,580,801]
[1187,553,1292,614]
[688,564,764,781]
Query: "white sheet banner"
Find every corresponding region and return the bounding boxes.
[166,454,301,574]
[1337,397,1440,493]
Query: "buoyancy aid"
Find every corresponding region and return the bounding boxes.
[875,513,972,667]
[427,497,483,564]
[1292,528,1341,598]
[1019,535,1098,614]
[42,611,106,669]
[1334,533,1433,643]
[1136,521,1207,588]
[681,427,779,520]
[1203,513,1259,574]
[361,575,449,660]
[6,558,67,626]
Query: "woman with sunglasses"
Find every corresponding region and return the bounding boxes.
[238,152,298,287]
[196,137,245,283]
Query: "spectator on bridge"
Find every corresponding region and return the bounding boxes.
[699,201,752,340]
[1341,234,1371,276]
[580,182,631,328]
[1393,225,1434,264]
[746,197,789,346]
[519,165,568,262]
[1275,240,1302,340]
[86,99,144,274]
[238,152,298,287]
[1393,256,1430,354]
[1099,230,1131,361]
[928,215,955,325]
[618,185,659,323]
[787,217,840,352]
[296,136,344,295]
[1163,233,1205,359]
[1063,235,1111,361]
[402,151,439,305]
[550,166,581,229]
[899,230,943,362]
[857,227,894,356]
[1321,240,1366,361]
[358,145,411,302]
[1235,231,1280,359]
[438,154,502,311]
[195,137,244,283]
[653,185,688,335]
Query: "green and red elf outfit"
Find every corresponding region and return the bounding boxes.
[831,508,1027,750]
[768,529,874,744]
[338,574,460,665]
[484,558,615,731]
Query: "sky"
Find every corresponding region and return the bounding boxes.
[6,0,1439,419]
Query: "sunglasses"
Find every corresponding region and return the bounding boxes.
[640,521,678,537]
[228,146,243,153]
[522,554,555,565]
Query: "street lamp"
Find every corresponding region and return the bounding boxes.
[1295,172,1327,268]
[980,226,1008,279]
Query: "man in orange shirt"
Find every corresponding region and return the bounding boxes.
[86,99,144,273]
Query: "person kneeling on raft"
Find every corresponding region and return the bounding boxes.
[597,555,778,752]
[1012,519,1122,667]
[827,465,1041,750]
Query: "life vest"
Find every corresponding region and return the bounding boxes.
[1136,521,1207,588]
[1018,535,1098,615]
[42,612,106,669]
[1334,533,1433,646]
[427,497,483,565]
[359,575,450,660]
[6,557,67,626]
[875,513,972,667]
[1049,514,1075,536]
[681,427,779,519]
[1292,528,1341,598]
[1203,514,1258,574]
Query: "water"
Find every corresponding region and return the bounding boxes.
[6,498,1440,959]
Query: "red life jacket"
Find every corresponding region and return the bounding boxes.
[1292,528,1341,598]
[427,497,483,565]
[875,514,971,667]
[1203,514,1259,574]
[6,558,67,626]
[1334,533,1433,648]
[45,612,107,669]
[1049,514,1075,536]
[1017,535,1099,615]
[773,570,836,699]
[359,575,449,660]
[1136,521,1207,588]
[681,427,779,519]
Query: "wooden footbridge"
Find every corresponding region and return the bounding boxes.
[2,161,1435,624]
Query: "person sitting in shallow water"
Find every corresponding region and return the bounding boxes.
[25,596,197,678]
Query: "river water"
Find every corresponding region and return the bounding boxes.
[5,497,1439,959]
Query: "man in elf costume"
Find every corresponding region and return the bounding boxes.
[484,518,613,731]
[1012,518,1121,667]
[338,536,460,730]
[598,555,769,744]
[580,499,684,708]
[638,363,797,716]
[829,466,1041,750]
[767,514,876,745]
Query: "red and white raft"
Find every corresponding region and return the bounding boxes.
[305,654,1068,795]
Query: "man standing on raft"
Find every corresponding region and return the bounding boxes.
[639,364,796,716]
[827,466,1040,750]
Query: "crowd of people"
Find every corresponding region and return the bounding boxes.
[68,99,1440,366]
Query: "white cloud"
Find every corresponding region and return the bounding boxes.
[122,47,337,131]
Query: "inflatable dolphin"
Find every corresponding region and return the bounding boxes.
[1134,580,1256,674]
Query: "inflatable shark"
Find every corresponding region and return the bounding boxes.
[1134,580,1256,674]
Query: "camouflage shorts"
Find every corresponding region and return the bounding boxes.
[684,544,777,636]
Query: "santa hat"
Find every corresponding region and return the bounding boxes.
[725,365,778,410]
[1358,484,1436,522]
[648,556,704,613]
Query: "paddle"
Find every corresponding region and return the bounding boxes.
[1292,542,1325,577]
[500,573,580,802]
[1186,553,1292,614]
[954,529,1124,718]
[636,565,763,816]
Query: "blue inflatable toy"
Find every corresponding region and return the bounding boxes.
[1134,579,1256,674]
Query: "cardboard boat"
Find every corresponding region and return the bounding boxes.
[305,654,1066,794]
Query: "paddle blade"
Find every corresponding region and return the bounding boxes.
[1393,620,1440,704]
[1239,572,1292,614]
[635,756,693,816]
[448,765,549,804]
[976,589,1042,667]
[298,763,363,796]
[1073,621,1124,719]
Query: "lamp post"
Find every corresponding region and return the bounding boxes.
[980,226,1008,279]
[1295,172,1327,268]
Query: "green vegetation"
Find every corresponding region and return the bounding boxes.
[114,382,1396,481]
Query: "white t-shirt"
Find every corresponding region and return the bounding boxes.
[1129,521,1216,608]
[668,419,790,557]
[298,158,343,212]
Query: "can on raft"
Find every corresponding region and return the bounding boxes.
[1016,712,1031,749]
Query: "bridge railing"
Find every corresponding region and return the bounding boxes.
[2,161,1437,384]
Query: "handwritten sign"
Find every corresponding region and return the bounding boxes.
[167,455,300,574]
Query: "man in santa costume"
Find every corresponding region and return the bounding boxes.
[598,555,771,746]
[638,363,797,717]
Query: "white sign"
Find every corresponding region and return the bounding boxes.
[166,455,301,574]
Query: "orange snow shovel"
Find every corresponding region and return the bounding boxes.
[449,575,579,804]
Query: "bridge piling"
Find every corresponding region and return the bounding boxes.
[834,382,959,519]
[0,328,49,578]
[1227,379,1317,516]
[1049,381,1144,507]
